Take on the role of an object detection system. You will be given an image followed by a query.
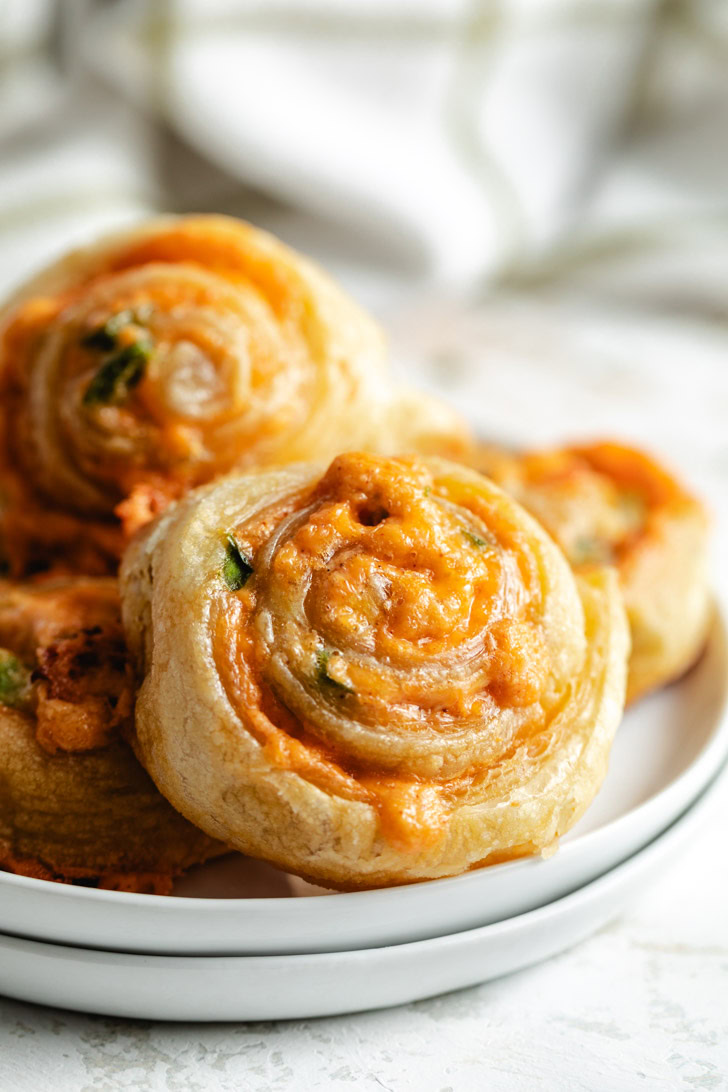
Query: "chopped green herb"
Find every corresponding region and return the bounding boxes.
[222,533,254,590]
[82,339,153,406]
[81,306,154,352]
[82,311,133,351]
[82,327,118,352]
[424,486,431,496]
[316,649,355,694]
[0,650,31,710]
[462,529,488,549]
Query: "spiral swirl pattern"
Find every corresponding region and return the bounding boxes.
[123,453,629,888]
[0,215,392,574]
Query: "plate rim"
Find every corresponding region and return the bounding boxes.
[1,607,725,915]
[1,757,725,968]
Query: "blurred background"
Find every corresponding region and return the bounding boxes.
[1,0,727,555]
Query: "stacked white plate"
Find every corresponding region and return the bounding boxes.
[1,613,727,1022]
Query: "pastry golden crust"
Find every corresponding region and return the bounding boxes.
[0,577,223,892]
[121,452,629,890]
[0,214,400,576]
[385,386,474,462]
[473,441,711,703]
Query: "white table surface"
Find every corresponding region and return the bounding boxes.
[1,289,727,1092]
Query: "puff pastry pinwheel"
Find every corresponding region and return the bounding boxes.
[121,451,629,889]
[0,577,223,892]
[474,441,711,703]
[0,214,398,576]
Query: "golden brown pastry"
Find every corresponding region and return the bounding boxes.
[385,385,473,462]
[0,214,417,576]
[473,441,711,703]
[0,577,223,892]
[121,452,629,890]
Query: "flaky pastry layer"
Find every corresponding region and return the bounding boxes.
[473,441,711,702]
[0,215,466,575]
[0,577,223,890]
[122,452,629,889]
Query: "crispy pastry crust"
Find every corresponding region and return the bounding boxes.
[122,453,628,889]
[0,577,223,891]
[0,214,432,576]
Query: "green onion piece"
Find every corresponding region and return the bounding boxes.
[0,650,32,710]
[81,306,155,352]
[222,534,254,591]
[82,310,133,351]
[462,529,488,549]
[82,339,153,406]
[316,649,355,694]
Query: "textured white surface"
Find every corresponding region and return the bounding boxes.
[1,291,727,1089]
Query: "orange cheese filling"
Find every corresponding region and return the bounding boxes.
[500,441,705,574]
[213,453,556,851]
[0,579,132,755]
[0,220,316,575]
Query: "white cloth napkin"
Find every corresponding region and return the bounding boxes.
[85,0,656,282]
[2,0,728,302]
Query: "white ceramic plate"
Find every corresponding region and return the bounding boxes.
[1,612,726,956]
[1,762,724,1022]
